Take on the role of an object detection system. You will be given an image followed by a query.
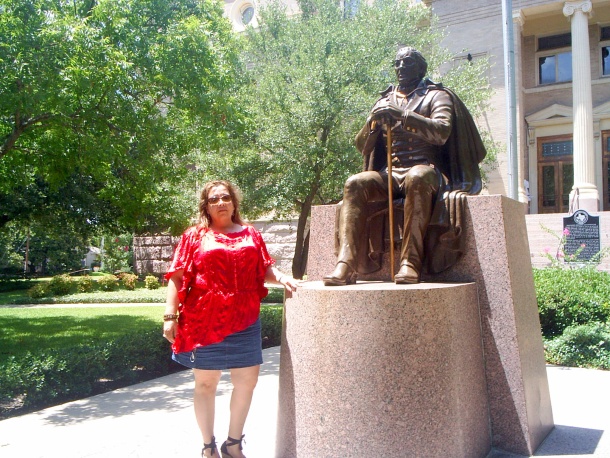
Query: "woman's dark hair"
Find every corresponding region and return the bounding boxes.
[198,180,245,228]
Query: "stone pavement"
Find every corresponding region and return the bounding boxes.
[0,346,609,458]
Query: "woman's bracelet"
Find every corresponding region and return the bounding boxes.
[163,313,179,322]
[277,275,285,284]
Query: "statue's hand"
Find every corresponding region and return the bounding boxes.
[370,99,405,126]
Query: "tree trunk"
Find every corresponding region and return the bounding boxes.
[291,194,314,279]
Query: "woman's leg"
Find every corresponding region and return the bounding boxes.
[225,365,260,457]
[193,369,222,454]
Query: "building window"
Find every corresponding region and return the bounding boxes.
[538,33,571,51]
[538,52,572,84]
[241,5,255,25]
[601,26,610,76]
[537,33,572,85]
[229,0,256,30]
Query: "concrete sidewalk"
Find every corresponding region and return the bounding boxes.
[0,346,608,458]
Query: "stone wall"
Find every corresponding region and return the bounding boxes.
[133,219,299,278]
[133,235,178,279]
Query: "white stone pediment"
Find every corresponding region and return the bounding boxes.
[526,104,573,125]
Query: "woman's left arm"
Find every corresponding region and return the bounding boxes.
[265,265,299,292]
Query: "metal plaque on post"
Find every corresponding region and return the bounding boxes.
[562,210,601,262]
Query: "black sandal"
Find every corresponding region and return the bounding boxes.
[202,436,218,458]
[220,435,245,458]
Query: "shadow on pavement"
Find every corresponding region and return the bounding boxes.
[534,425,604,456]
[41,346,281,426]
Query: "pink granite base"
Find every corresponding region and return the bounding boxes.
[276,282,490,458]
[305,195,554,456]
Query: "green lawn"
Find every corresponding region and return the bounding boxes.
[0,281,283,365]
[0,305,164,365]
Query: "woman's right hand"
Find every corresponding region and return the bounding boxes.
[163,320,177,343]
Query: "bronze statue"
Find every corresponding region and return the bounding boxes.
[324,47,487,286]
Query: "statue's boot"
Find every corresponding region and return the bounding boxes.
[394,262,420,284]
[323,262,357,286]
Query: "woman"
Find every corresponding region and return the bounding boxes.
[163,180,298,458]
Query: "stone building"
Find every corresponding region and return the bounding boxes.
[432,0,610,265]
[429,0,610,216]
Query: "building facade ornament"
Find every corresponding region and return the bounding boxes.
[563,1,593,18]
[513,9,525,27]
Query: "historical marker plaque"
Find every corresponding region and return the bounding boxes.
[563,209,600,262]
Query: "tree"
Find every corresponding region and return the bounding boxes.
[233,0,495,278]
[0,220,89,275]
[0,0,242,235]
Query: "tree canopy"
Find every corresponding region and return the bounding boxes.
[0,0,241,235]
[0,0,498,277]
[222,0,496,277]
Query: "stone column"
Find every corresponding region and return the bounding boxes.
[564,1,599,212]
[513,11,529,206]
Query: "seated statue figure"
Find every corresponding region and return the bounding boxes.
[324,47,487,286]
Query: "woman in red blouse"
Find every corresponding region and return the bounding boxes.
[163,180,298,458]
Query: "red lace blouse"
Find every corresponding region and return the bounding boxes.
[164,225,275,353]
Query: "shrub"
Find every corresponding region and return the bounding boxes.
[261,305,283,347]
[48,274,73,296]
[144,275,160,290]
[263,287,284,304]
[545,322,610,370]
[27,283,50,299]
[0,277,35,293]
[534,267,610,338]
[97,275,119,291]
[120,273,138,291]
[0,327,177,410]
[76,276,95,293]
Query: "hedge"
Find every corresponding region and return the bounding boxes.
[534,267,610,338]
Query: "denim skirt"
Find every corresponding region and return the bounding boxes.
[172,318,263,370]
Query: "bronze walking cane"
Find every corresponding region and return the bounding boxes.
[386,120,395,280]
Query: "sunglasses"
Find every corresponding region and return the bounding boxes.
[394,57,418,68]
[208,194,232,205]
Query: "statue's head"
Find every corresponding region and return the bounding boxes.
[394,47,427,89]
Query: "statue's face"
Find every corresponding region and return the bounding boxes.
[394,48,425,88]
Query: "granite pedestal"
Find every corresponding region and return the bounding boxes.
[276,282,490,458]
[300,194,553,456]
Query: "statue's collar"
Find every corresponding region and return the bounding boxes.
[380,78,441,97]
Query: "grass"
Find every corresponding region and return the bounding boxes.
[0,278,284,365]
[0,275,284,363]
[0,306,164,365]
